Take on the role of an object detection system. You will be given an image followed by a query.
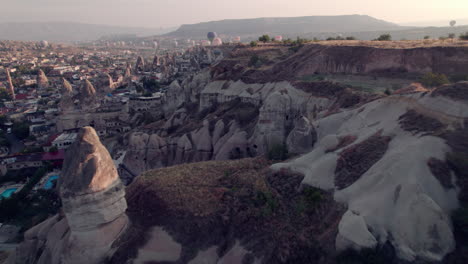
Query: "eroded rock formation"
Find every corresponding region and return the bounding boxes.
[271,83,468,262]
[9,127,128,264]
[36,69,49,89]
[5,68,15,98]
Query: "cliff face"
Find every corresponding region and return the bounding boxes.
[211,44,468,83]
[275,45,468,77]
[9,127,128,264]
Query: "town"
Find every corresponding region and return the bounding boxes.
[0,38,227,229]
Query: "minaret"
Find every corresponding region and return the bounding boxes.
[5,68,15,99]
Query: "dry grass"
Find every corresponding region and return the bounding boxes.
[307,39,468,49]
[127,158,271,216]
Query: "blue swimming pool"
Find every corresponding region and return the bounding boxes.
[0,188,18,199]
[43,175,59,190]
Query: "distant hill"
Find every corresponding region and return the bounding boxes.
[302,25,468,41]
[0,22,174,42]
[165,15,404,39]
[401,18,468,27]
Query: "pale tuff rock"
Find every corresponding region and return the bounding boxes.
[60,127,128,263]
[59,78,74,113]
[78,79,98,110]
[164,80,185,114]
[152,55,160,67]
[81,79,96,97]
[60,126,121,195]
[272,92,466,261]
[286,116,317,154]
[124,64,132,79]
[36,69,49,89]
[61,78,73,95]
[335,210,378,251]
[5,68,15,98]
[95,73,116,92]
[135,56,145,72]
[10,127,128,264]
[191,120,213,161]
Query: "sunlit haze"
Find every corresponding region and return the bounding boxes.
[2,0,468,28]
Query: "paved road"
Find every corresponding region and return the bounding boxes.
[5,133,24,154]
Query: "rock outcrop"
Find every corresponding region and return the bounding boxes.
[135,56,145,72]
[61,78,73,95]
[36,69,49,89]
[77,79,98,110]
[5,68,15,98]
[9,127,128,264]
[59,78,74,113]
[271,85,468,262]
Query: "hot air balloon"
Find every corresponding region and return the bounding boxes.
[233,36,241,43]
[207,32,217,42]
[274,36,283,42]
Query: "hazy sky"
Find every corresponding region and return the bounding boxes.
[2,0,467,28]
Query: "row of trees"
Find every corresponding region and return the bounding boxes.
[250,31,468,47]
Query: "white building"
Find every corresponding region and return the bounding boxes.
[52,132,78,149]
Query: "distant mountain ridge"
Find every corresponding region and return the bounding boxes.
[0,22,174,42]
[165,15,404,39]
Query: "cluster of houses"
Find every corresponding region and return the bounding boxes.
[0,40,222,179]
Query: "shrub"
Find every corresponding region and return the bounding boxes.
[420,72,450,87]
[299,186,323,212]
[346,36,356,40]
[460,32,468,40]
[249,41,258,47]
[12,122,30,140]
[0,88,12,101]
[448,33,456,39]
[424,35,430,39]
[376,34,392,41]
[384,88,392,95]
[249,54,260,67]
[258,35,271,43]
[255,191,279,216]
[289,44,303,53]
[268,142,289,161]
[49,146,58,153]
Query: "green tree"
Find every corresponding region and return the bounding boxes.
[420,72,450,87]
[376,34,392,41]
[249,55,260,67]
[258,35,271,43]
[424,36,430,39]
[249,41,258,47]
[448,33,456,39]
[268,142,289,161]
[12,122,30,140]
[0,88,12,101]
[49,146,58,153]
[460,32,468,40]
